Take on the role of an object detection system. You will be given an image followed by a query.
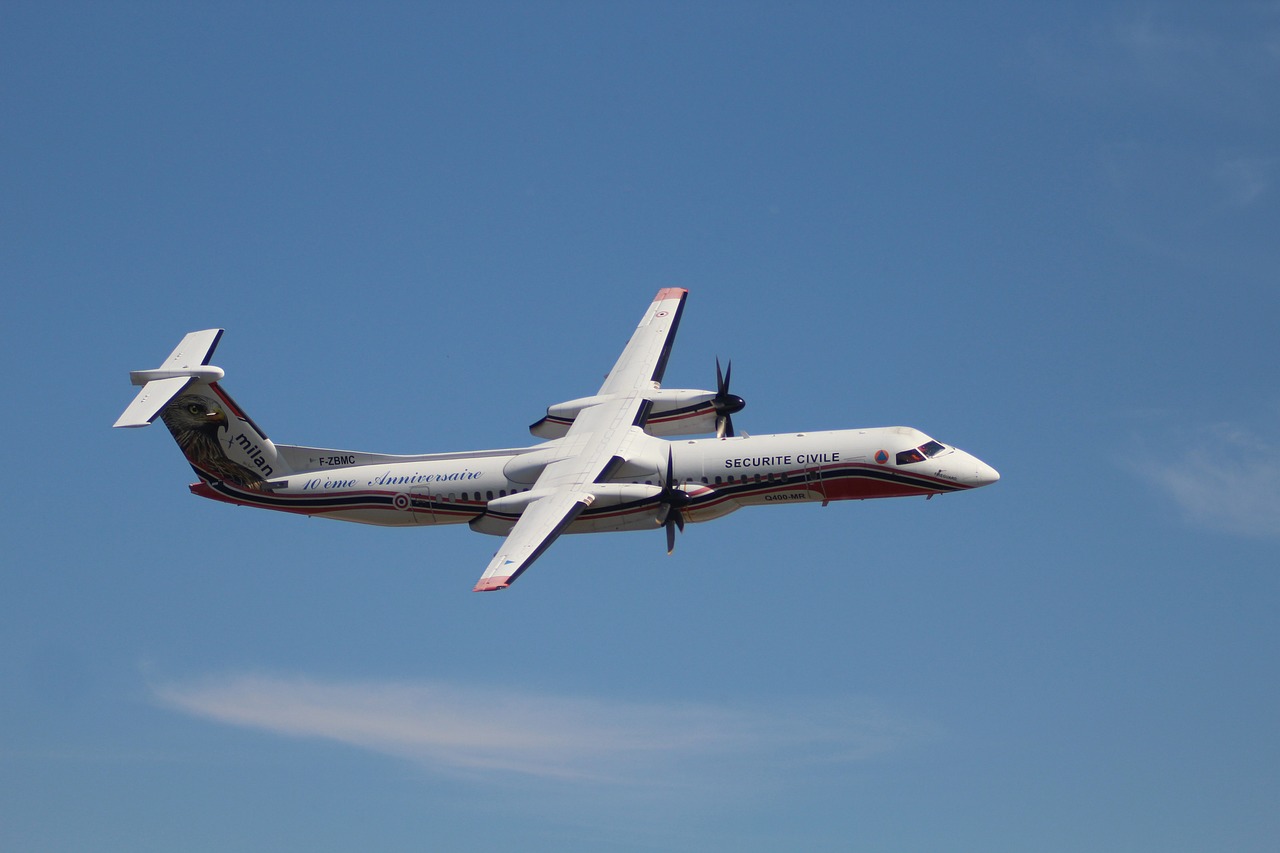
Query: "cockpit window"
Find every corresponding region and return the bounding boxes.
[920,440,946,458]
[897,441,948,465]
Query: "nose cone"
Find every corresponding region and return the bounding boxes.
[973,459,1000,488]
[947,449,999,488]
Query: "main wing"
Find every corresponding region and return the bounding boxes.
[472,288,687,591]
[472,488,595,591]
[598,286,687,395]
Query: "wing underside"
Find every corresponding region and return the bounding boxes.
[472,288,686,591]
[473,489,593,591]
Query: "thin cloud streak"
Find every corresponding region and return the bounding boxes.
[1030,7,1280,119]
[1134,423,1280,538]
[153,674,930,784]
[1214,156,1275,208]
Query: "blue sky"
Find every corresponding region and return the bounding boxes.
[3,3,1278,851]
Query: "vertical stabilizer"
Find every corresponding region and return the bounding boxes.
[115,330,291,490]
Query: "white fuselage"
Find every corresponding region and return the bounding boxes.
[120,293,1000,591]
[120,292,998,591]
[192,426,999,535]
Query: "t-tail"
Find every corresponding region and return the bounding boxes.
[114,329,290,491]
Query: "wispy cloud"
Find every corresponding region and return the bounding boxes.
[1109,12,1221,85]
[1029,8,1279,257]
[1214,156,1276,208]
[153,674,930,784]
[1029,7,1280,110]
[1133,422,1280,538]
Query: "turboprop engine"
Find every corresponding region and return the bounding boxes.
[530,359,745,439]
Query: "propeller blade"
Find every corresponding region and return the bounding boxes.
[660,446,690,553]
[712,357,745,438]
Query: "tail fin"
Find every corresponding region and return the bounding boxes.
[115,330,291,490]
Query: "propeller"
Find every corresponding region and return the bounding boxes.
[657,448,692,554]
[713,357,746,438]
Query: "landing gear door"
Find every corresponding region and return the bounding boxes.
[806,465,829,506]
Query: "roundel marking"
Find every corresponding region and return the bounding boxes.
[874,449,889,464]
[655,310,669,317]
[393,493,411,511]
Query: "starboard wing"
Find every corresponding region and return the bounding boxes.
[473,488,594,591]
[473,395,650,591]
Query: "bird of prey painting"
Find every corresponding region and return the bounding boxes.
[159,393,268,491]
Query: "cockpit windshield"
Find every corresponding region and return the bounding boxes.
[896,448,925,465]
[920,440,946,458]
[896,440,948,465]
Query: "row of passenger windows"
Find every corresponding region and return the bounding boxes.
[447,472,785,503]
[446,487,529,502]
[628,473,781,486]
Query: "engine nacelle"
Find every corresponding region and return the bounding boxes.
[530,388,720,439]
[503,440,566,484]
[642,389,719,437]
[470,483,665,536]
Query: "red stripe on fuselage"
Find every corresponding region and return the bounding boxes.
[647,407,711,424]
[188,458,970,524]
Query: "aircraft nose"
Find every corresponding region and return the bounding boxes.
[971,458,1000,487]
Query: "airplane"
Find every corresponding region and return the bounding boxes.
[115,288,999,591]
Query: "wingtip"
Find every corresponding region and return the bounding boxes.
[473,576,512,592]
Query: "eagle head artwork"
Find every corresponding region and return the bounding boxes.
[159,393,267,491]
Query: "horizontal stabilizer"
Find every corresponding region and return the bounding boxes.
[114,328,225,428]
[113,376,197,428]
